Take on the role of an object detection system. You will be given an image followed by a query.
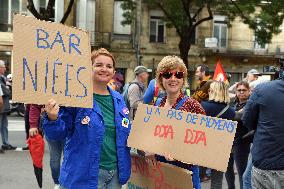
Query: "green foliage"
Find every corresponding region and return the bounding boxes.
[121,0,284,45]
[219,0,284,45]
[120,0,136,25]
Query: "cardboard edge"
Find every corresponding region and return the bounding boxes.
[13,14,90,35]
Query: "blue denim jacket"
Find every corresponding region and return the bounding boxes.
[43,88,131,189]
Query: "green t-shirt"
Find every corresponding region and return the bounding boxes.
[94,93,117,170]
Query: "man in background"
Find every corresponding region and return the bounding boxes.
[242,65,284,188]
[127,66,152,121]
[0,60,15,151]
[192,64,212,102]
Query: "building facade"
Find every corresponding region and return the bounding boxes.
[90,1,284,89]
[0,0,74,73]
[1,0,283,90]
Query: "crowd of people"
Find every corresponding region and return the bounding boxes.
[0,47,283,189]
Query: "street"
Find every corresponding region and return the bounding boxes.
[0,115,239,189]
[0,115,53,189]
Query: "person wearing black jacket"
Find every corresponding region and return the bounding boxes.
[0,85,4,153]
[225,81,251,189]
[242,76,284,189]
[0,60,15,150]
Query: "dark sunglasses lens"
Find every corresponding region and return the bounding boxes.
[162,72,173,79]
[175,72,184,79]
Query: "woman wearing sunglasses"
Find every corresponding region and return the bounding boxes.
[154,55,205,189]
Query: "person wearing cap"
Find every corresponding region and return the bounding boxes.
[246,69,260,83]
[228,69,261,98]
[127,65,152,121]
[0,60,15,151]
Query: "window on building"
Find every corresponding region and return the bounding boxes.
[76,0,96,45]
[150,16,165,43]
[253,19,268,50]
[254,38,268,50]
[36,0,63,23]
[230,72,242,85]
[213,15,228,48]
[39,0,55,21]
[254,30,268,50]
[0,0,28,32]
[113,1,131,35]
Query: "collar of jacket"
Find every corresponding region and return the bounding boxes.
[92,86,125,117]
[198,75,211,87]
[202,75,211,83]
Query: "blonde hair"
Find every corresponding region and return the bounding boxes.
[156,55,188,90]
[91,48,116,67]
[208,81,230,104]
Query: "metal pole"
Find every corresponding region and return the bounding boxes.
[135,0,141,66]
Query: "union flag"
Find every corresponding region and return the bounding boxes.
[213,59,228,83]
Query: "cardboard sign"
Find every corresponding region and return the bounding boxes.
[127,155,193,189]
[13,15,92,108]
[128,104,237,172]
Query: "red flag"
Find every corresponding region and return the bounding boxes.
[213,59,228,83]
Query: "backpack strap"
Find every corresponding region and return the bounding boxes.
[216,104,230,118]
[153,80,159,103]
[155,96,189,110]
[130,82,144,92]
[154,98,163,106]
[175,96,189,110]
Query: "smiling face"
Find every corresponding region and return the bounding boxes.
[161,69,184,95]
[92,55,115,84]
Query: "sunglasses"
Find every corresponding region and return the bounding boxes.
[161,71,184,79]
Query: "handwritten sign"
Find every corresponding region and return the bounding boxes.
[13,15,92,108]
[128,104,237,171]
[127,155,193,189]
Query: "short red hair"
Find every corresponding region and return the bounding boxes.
[91,48,116,67]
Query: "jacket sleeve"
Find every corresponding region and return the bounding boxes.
[242,89,260,131]
[29,104,42,129]
[128,84,142,109]
[191,80,212,102]
[0,76,10,97]
[143,79,155,104]
[43,107,76,140]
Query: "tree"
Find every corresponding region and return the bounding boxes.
[27,0,75,24]
[121,0,284,67]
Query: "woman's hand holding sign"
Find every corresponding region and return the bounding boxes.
[164,153,175,161]
[45,99,59,121]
